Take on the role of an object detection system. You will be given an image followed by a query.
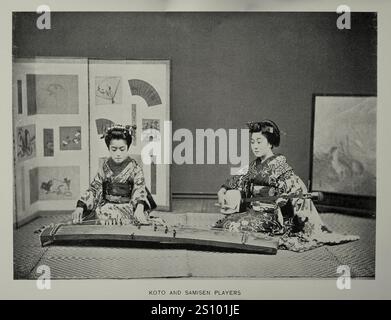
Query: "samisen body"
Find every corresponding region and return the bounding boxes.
[151,304,186,318]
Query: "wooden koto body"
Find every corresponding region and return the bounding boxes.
[40,223,278,255]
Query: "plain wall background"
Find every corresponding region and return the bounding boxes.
[13,12,377,194]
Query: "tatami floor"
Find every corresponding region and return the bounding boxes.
[14,199,375,279]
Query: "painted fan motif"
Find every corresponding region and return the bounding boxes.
[128,79,162,107]
[95,77,121,104]
[95,118,115,135]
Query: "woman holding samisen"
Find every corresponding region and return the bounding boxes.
[215,120,359,252]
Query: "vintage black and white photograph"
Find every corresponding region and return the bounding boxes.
[12,11,377,281]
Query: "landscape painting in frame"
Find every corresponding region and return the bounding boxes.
[34,166,80,201]
[26,74,79,114]
[311,95,376,197]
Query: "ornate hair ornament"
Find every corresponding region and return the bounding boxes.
[246,121,274,133]
[100,124,137,139]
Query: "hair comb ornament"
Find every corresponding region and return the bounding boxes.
[263,126,274,134]
[100,124,137,139]
[246,121,274,133]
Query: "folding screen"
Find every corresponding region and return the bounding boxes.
[13,58,171,225]
[12,58,90,225]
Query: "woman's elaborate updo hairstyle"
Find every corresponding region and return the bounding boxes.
[101,124,136,149]
[247,120,280,148]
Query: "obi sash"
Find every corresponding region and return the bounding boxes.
[102,181,157,210]
[250,185,278,211]
[251,185,278,197]
[103,181,132,203]
[252,185,294,219]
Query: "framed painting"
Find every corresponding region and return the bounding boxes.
[311,94,376,198]
[16,124,36,162]
[26,74,79,114]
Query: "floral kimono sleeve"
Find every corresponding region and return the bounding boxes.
[277,170,307,196]
[77,168,104,212]
[277,170,309,209]
[271,156,308,206]
[221,175,243,190]
[130,162,150,211]
[221,162,254,190]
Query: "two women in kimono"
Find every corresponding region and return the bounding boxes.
[71,124,154,225]
[215,120,359,252]
[72,120,359,252]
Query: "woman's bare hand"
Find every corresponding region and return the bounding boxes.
[71,207,84,224]
[134,204,150,225]
[217,188,227,206]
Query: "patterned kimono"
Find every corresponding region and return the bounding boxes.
[214,154,360,252]
[76,156,154,225]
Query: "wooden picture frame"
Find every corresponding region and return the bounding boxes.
[310,94,376,215]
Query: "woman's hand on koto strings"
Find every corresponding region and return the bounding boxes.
[134,204,151,225]
[71,207,84,224]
